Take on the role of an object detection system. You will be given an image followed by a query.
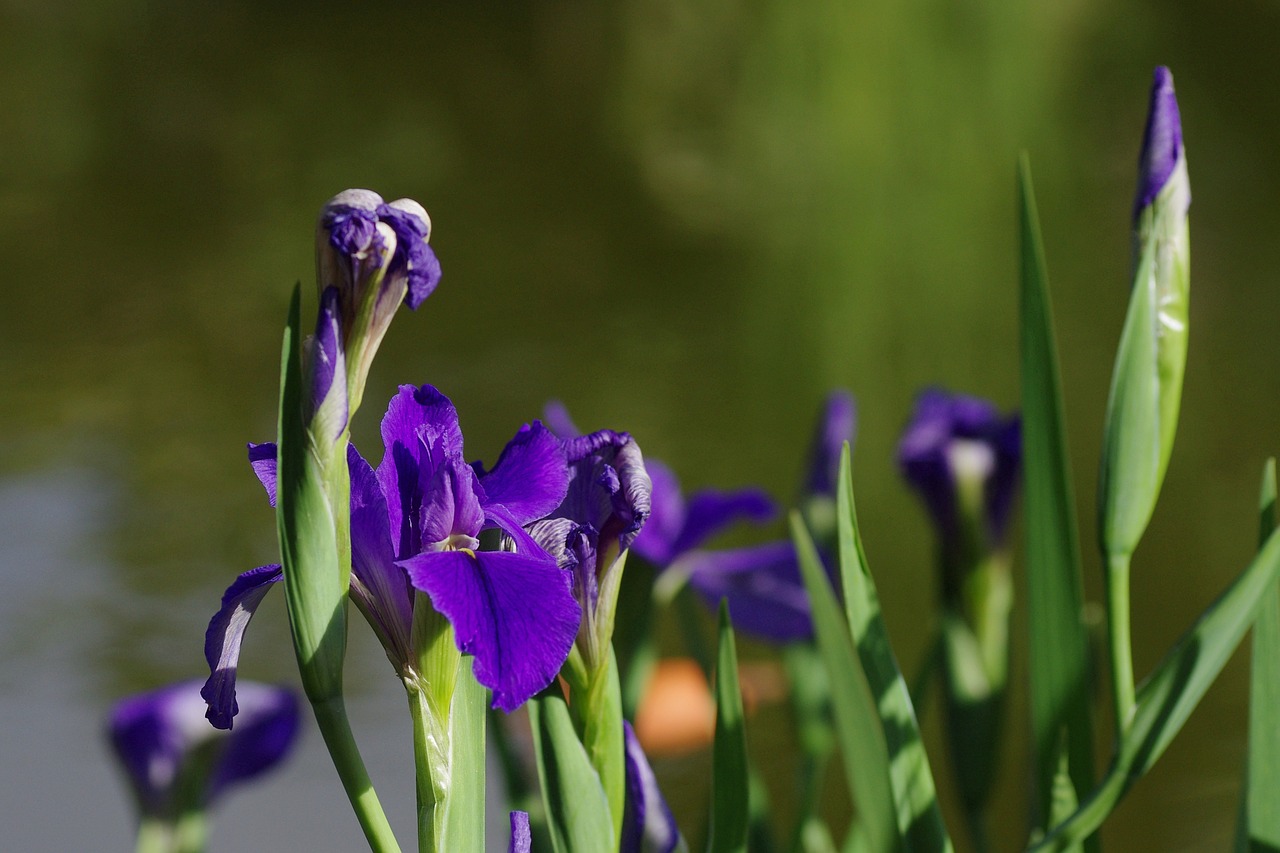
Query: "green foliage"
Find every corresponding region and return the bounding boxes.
[1018,157,1095,847]
[1235,460,1280,853]
[709,602,749,853]
[530,690,615,853]
[791,511,899,853]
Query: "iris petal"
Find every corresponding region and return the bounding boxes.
[247,442,277,506]
[401,549,580,711]
[621,720,683,853]
[507,811,532,853]
[202,565,284,729]
[681,543,813,642]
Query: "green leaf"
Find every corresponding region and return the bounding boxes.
[1032,524,1280,850]
[1236,459,1280,852]
[530,689,615,853]
[709,601,749,853]
[437,664,488,853]
[1018,156,1095,845]
[791,512,899,853]
[833,446,951,852]
[276,285,347,704]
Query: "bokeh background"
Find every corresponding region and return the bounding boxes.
[3,1,1279,850]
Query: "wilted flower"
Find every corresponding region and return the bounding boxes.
[204,384,580,723]
[108,680,299,821]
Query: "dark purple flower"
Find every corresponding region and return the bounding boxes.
[204,385,580,724]
[529,429,652,671]
[621,720,684,853]
[898,389,1020,591]
[315,190,443,414]
[108,680,299,818]
[1134,66,1186,218]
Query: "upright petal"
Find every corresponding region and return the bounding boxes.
[420,454,486,546]
[805,390,857,499]
[401,549,580,711]
[348,444,413,666]
[377,384,464,555]
[542,400,581,438]
[621,720,684,853]
[478,421,571,525]
[308,285,349,442]
[202,565,283,729]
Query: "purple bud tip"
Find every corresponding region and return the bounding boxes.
[1134,66,1183,216]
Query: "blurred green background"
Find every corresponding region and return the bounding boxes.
[2,1,1278,850]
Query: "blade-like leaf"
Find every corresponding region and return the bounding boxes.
[834,445,951,852]
[1018,156,1095,845]
[1032,524,1280,850]
[530,689,615,853]
[709,601,749,853]
[791,512,899,853]
[1236,459,1280,852]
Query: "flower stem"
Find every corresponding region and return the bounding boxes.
[406,680,447,852]
[1105,552,1136,733]
[312,696,402,852]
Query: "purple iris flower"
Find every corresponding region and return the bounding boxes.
[108,680,299,819]
[527,428,652,671]
[898,389,1020,593]
[621,720,685,853]
[204,384,581,724]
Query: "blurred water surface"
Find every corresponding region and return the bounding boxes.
[2,1,1279,850]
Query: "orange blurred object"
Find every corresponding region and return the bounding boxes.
[634,657,786,757]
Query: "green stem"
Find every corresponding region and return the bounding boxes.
[566,652,626,846]
[1105,552,1136,734]
[135,817,173,853]
[406,679,449,852]
[312,697,402,852]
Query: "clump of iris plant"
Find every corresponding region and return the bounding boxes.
[899,388,1020,844]
[107,680,299,853]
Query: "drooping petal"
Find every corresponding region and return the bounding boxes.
[478,421,570,525]
[401,549,580,711]
[681,543,813,642]
[247,442,277,506]
[378,199,440,309]
[377,384,464,556]
[508,810,532,853]
[202,565,283,729]
[805,390,857,499]
[205,682,301,803]
[621,720,684,853]
[348,444,413,666]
